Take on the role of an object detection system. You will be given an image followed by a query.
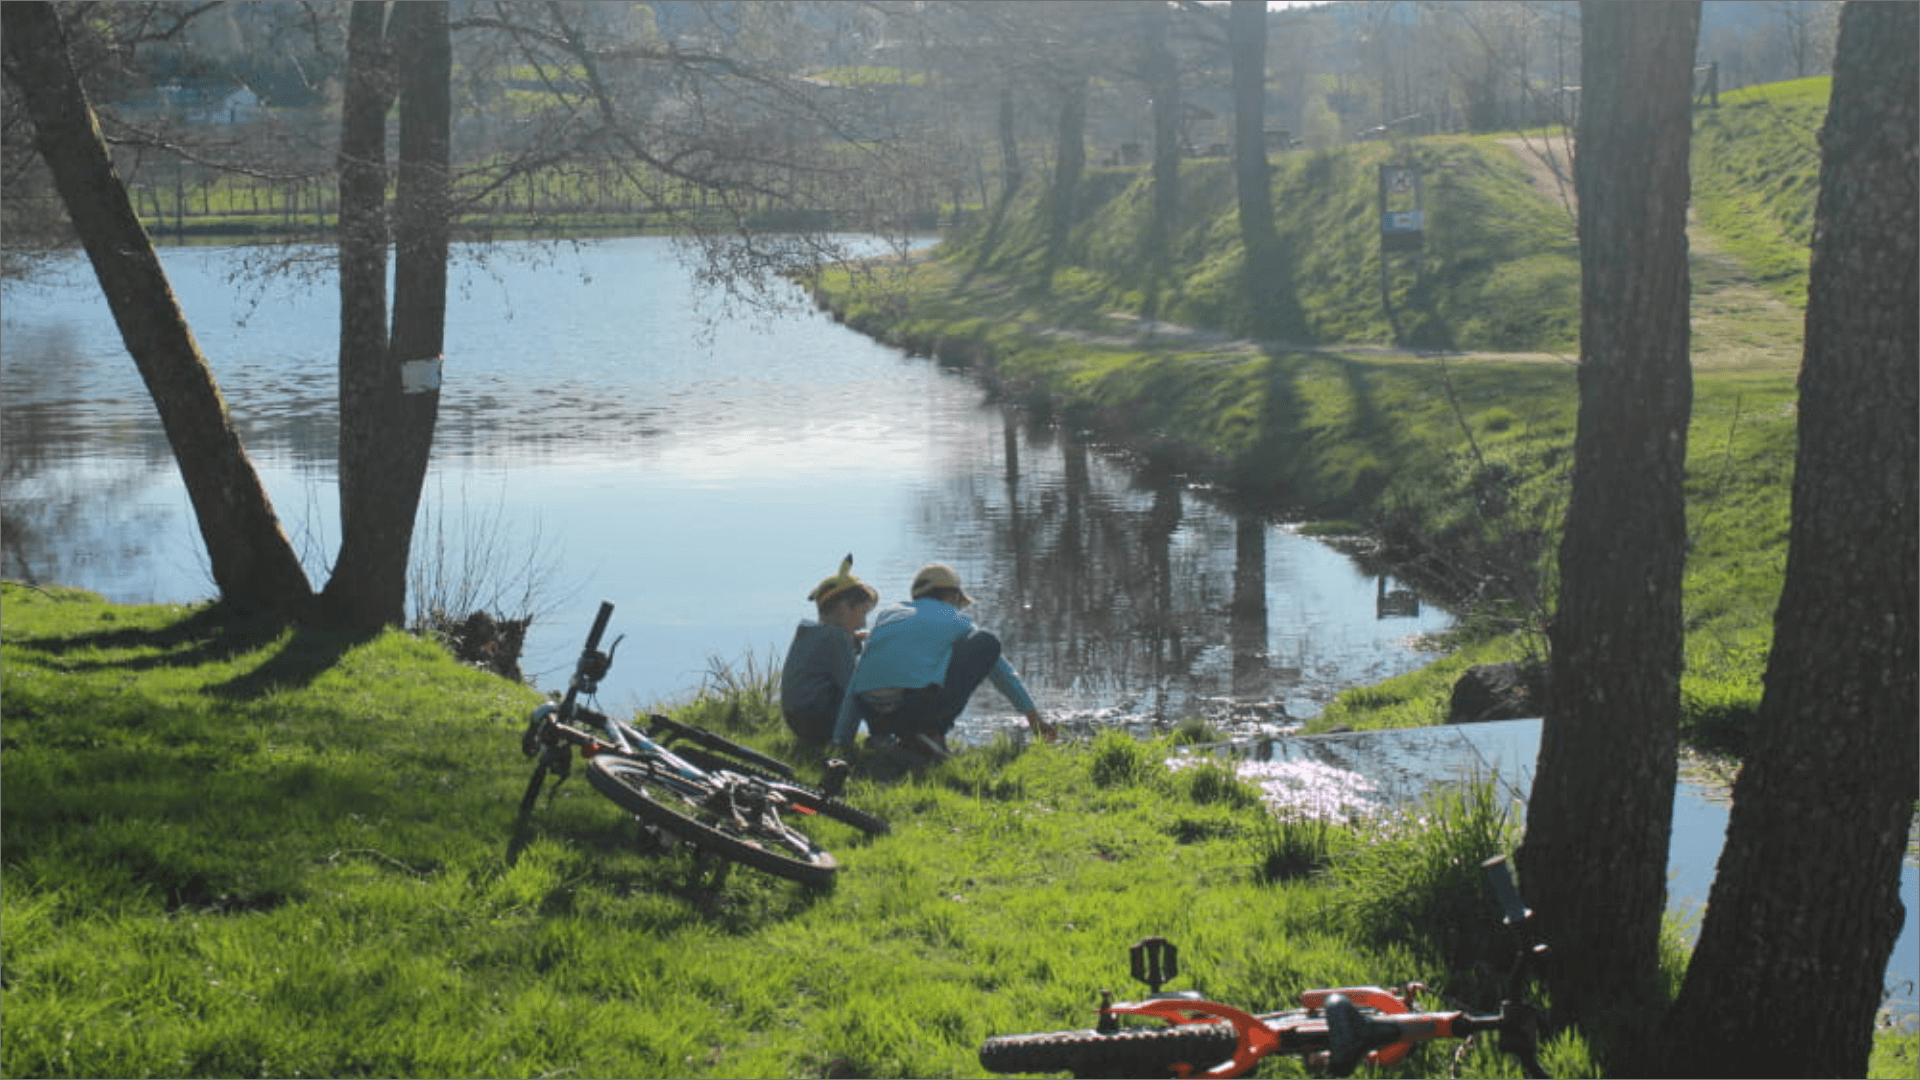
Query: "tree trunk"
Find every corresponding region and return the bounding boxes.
[1229,0,1281,330]
[1142,0,1179,283]
[1043,75,1087,287]
[1655,5,1918,1076]
[1518,0,1698,1052]
[0,1,311,613]
[998,84,1021,198]
[322,2,451,632]
[324,2,401,629]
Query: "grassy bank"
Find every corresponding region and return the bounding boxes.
[4,585,1913,1078]
[814,85,1827,750]
[1,583,1574,1078]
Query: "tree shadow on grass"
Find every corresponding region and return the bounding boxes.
[7,597,378,697]
[208,620,375,701]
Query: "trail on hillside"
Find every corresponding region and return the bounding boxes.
[1498,136,1802,371]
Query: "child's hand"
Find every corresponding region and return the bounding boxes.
[1026,711,1059,743]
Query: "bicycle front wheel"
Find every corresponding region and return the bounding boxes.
[766,780,890,836]
[585,756,838,888]
[979,1023,1239,1079]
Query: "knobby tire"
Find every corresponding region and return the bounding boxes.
[978,1023,1239,1079]
[586,756,837,888]
[671,747,889,836]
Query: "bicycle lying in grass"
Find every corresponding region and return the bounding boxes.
[516,601,887,888]
[979,856,1549,1079]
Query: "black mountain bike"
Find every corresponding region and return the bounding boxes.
[516,601,887,888]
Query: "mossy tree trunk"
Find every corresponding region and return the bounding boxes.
[1654,5,1918,1076]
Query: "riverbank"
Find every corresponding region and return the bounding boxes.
[3,584,1912,1077]
[809,109,1818,753]
[0,581,1551,1076]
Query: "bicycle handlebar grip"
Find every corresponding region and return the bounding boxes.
[584,601,615,653]
[1483,855,1532,927]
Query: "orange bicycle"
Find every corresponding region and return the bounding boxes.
[978,856,1549,1079]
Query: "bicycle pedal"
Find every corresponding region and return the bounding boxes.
[1130,936,1180,994]
[821,759,851,799]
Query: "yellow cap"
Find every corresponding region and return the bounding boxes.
[910,563,972,605]
[808,554,878,607]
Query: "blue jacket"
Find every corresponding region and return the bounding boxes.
[830,597,1037,744]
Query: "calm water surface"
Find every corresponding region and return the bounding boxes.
[0,236,1450,734]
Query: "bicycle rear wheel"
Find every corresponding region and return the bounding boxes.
[585,756,838,888]
[978,1023,1239,1079]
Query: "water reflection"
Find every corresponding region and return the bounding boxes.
[931,409,1451,744]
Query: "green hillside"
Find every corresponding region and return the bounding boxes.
[819,79,1830,746]
[1690,78,1830,306]
[950,136,1582,353]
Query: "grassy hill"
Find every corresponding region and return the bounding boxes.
[817,80,1831,747]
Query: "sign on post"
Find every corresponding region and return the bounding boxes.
[1378,164,1425,252]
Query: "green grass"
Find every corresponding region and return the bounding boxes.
[1,583,1625,1078]
[5,594,1910,1076]
[1690,79,1830,307]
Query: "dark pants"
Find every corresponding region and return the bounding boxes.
[862,629,1002,743]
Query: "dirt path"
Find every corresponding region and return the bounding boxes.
[1497,136,1803,371]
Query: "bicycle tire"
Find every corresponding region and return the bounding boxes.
[978,1023,1239,1079]
[669,746,889,836]
[585,756,838,888]
[767,779,891,836]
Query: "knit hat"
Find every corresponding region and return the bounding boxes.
[910,562,972,606]
[808,554,878,608]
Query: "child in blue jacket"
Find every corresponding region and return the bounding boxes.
[830,563,1056,760]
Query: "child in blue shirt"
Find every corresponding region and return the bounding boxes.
[830,563,1056,760]
[780,555,878,748]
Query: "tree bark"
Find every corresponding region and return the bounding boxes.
[0,1,311,613]
[322,1,451,631]
[1656,5,1918,1076]
[1518,0,1698,1052]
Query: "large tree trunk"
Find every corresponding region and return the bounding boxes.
[0,2,311,613]
[1518,0,1698,1051]
[1655,5,1918,1076]
[322,2,451,631]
